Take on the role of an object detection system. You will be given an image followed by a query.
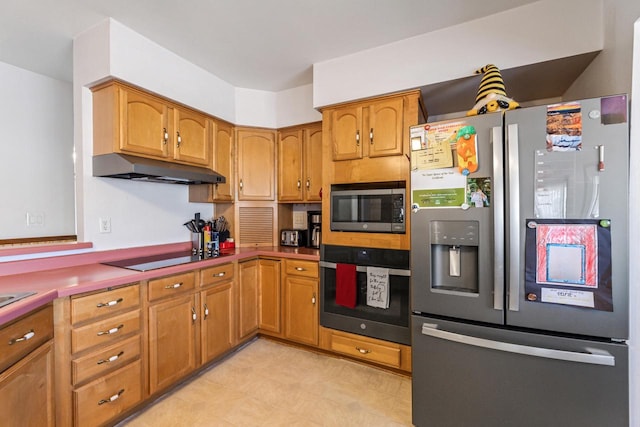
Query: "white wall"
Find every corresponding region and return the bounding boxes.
[627,17,640,427]
[313,0,604,108]
[0,61,75,239]
[74,19,214,250]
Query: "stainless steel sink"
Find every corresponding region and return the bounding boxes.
[0,291,36,309]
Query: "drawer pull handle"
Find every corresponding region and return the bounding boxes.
[96,298,123,308]
[295,267,306,271]
[98,389,125,405]
[97,351,124,365]
[356,347,371,355]
[213,272,226,277]
[97,324,124,336]
[204,303,209,319]
[8,329,35,345]
[165,282,183,289]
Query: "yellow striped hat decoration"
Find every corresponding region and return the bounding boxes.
[474,64,506,103]
[466,64,520,116]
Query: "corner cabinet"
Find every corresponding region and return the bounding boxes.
[278,122,323,202]
[92,81,211,168]
[283,259,319,346]
[1,304,55,427]
[236,127,276,201]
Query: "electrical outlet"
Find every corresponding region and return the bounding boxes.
[26,212,45,227]
[292,211,306,229]
[99,217,111,233]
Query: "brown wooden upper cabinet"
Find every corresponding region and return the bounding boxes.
[236,127,276,201]
[278,122,322,202]
[328,96,404,161]
[92,81,211,168]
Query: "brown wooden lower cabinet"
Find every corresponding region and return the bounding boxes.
[0,336,55,427]
[238,259,259,340]
[283,259,319,346]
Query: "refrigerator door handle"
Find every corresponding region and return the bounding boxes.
[507,123,521,312]
[421,323,616,366]
[492,125,504,311]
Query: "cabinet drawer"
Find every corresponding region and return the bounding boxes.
[200,262,234,287]
[330,333,401,369]
[0,304,53,373]
[71,284,140,325]
[71,310,140,354]
[148,271,196,302]
[72,335,141,386]
[284,259,318,279]
[73,359,142,427]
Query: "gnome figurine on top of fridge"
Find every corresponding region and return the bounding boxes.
[466,64,520,116]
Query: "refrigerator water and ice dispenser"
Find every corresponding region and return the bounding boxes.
[430,220,479,293]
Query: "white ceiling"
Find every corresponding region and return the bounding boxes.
[1,0,541,91]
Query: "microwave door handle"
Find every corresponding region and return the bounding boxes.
[492,125,504,311]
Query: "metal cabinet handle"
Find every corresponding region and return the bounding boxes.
[312,293,316,305]
[192,307,197,322]
[306,178,310,189]
[356,347,371,354]
[98,389,125,405]
[162,128,168,145]
[295,267,306,271]
[297,179,301,189]
[370,128,374,144]
[213,272,226,278]
[96,298,123,308]
[165,283,183,289]
[97,324,124,336]
[176,131,182,147]
[97,351,124,365]
[355,130,360,145]
[239,179,243,190]
[204,303,209,319]
[8,329,35,345]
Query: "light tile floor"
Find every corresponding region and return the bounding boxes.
[119,338,412,426]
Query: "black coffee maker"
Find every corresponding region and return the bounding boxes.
[307,210,321,248]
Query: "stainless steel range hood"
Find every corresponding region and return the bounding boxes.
[93,153,225,185]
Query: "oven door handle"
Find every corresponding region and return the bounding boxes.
[319,261,411,277]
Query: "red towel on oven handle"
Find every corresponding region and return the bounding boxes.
[336,263,357,308]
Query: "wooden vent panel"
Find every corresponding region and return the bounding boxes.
[238,206,274,246]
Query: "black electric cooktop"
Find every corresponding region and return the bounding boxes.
[103,251,201,272]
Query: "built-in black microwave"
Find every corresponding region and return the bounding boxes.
[330,181,405,233]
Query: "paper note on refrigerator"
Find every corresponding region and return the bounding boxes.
[411,168,466,208]
[366,266,390,309]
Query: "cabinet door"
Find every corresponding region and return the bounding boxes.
[284,276,319,346]
[174,107,211,167]
[331,106,363,161]
[367,97,404,158]
[258,259,282,334]
[278,129,304,202]
[213,120,234,201]
[119,87,172,158]
[237,128,276,200]
[0,341,54,427]
[304,124,323,201]
[148,294,197,394]
[237,260,259,340]
[201,282,233,364]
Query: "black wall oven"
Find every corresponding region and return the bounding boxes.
[320,244,411,345]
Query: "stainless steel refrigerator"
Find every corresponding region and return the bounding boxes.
[410,96,629,427]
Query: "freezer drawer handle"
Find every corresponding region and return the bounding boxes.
[421,324,615,366]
